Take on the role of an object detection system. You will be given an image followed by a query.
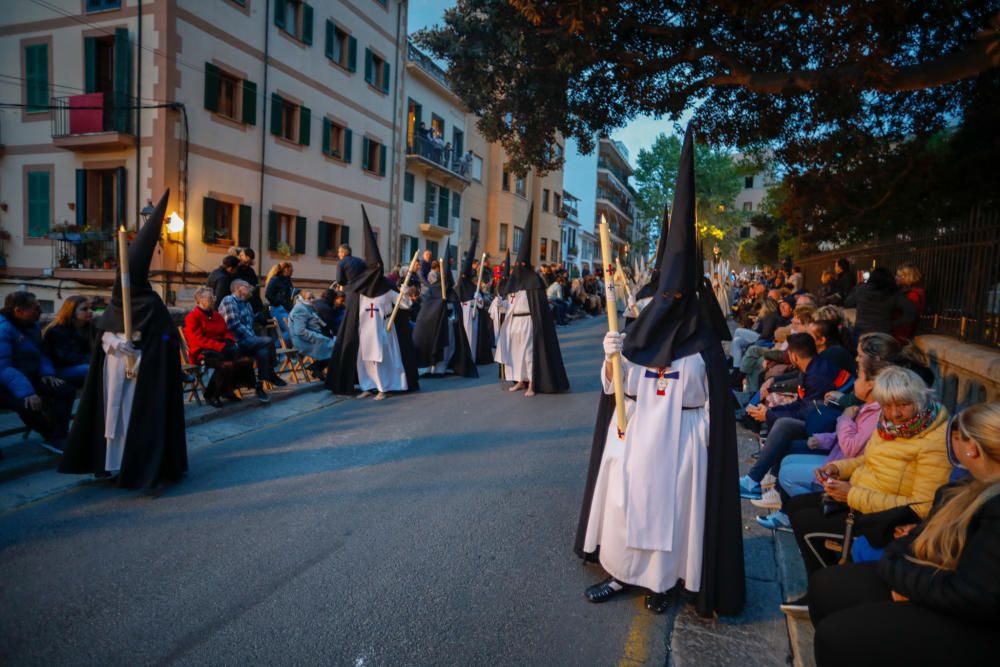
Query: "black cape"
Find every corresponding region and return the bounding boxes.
[472,304,495,364]
[520,288,570,393]
[412,293,478,378]
[324,290,420,394]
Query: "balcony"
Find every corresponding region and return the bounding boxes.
[406,139,471,191]
[596,187,634,220]
[51,92,136,152]
[47,229,118,271]
[597,158,631,188]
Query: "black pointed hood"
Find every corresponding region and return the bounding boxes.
[635,204,669,300]
[506,204,546,293]
[497,249,512,297]
[457,234,479,302]
[96,189,172,336]
[623,125,721,367]
[426,240,458,302]
[348,205,393,298]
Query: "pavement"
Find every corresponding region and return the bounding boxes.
[0,316,812,666]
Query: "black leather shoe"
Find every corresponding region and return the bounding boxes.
[585,578,626,603]
[645,592,672,614]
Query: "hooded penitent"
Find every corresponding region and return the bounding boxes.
[574,126,744,617]
[325,206,420,393]
[457,234,479,303]
[457,234,495,364]
[504,205,547,294]
[634,205,668,301]
[59,190,188,489]
[411,242,477,377]
[497,249,512,297]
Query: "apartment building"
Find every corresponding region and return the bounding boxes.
[0,0,408,309]
[559,189,580,273]
[734,155,777,241]
[594,136,635,258]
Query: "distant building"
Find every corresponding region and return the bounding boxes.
[594,136,635,258]
[559,189,580,273]
[734,157,777,241]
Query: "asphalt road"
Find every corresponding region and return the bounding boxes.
[0,317,671,666]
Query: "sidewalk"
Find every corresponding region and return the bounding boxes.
[0,379,327,485]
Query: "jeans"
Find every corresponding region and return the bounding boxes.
[730,328,760,367]
[0,377,76,443]
[549,300,568,325]
[55,363,89,389]
[777,453,827,497]
[270,305,290,340]
[237,336,277,379]
[747,417,809,481]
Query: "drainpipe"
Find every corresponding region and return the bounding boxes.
[135,0,141,231]
[387,0,403,264]
[256,0,271,275]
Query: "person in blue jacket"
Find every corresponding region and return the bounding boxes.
[0,291,76,453]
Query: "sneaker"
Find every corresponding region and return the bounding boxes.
[255,382,270,403]
[761,472,778,490]
[779,595,809,618]
[739,474,762,499]
[751,487,782,510]
[267,374,288,388]
[755,510,792,531]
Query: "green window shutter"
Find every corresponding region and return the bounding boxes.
[25,44,49,112]
[113,27,132,133]
[270,93,283,135]
[294,216,307,254]
[242,79,257,125]
[343,128,353,163]
[267,210,279,250]
[347,36,357,72]
[321,117,331,155]
[317,221,329,257]
[403,172,414,202]
[340,224,349,246]
[274,0,286,29]
[410,236,419,258]
[27,171,51,238]
[204,62,220,112]
[379,143,387,177]
[84,37,97,93]
[381,61,390,94]
[361,136,370,171]
[115,166,127,228]
[75,169,87,227]
[298,105,311,146]
[238,204,252,246]
[438,186,449,227]
[424,182,434,224]
[452,192,461,219]
[324,19,334,59]
[364,49,374,84]
[301,3,314,45]
[202,197,218,244]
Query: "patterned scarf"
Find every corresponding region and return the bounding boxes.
[878,402,941,440]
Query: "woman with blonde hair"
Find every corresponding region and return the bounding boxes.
[264,261,295,337]
[42,295,94,387]
[808,402,1000,666]
[892,262,925,344]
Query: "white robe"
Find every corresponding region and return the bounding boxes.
[584,352,709,593]
[102,331,142,473]
[493,291,532,382]
[357,292,408,392]
[461,300,479,364]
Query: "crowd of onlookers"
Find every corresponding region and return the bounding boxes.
[721,259,998,665]
[410,122,475,177]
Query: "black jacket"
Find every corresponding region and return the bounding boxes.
[265,274,295,311]
[846,285,917,336]
[879,485,1000,625]
[234,264,263,312]
[207,267,234,309]
[335,255,367,287]
[43,323,93,368]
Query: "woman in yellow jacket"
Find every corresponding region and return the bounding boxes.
[781,366,951,614]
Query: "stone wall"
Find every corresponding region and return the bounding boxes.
[913,335,1000,412]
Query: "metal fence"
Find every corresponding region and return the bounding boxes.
[796,206,1000,348]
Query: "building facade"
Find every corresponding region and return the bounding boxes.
[594,136,634,258]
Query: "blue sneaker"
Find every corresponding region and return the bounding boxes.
[739,474,762,499]
[756,511,792,532]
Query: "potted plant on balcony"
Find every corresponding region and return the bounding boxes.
[276,241,293,259]
[48,222,70,241]
[57,248,73,268]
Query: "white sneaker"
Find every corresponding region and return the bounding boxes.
[751,487,782,510]
[761,472,777,490]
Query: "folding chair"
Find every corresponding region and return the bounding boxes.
[176,326,207,405]
[271,317,306,384]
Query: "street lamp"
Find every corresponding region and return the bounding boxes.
[139,202,156,226]
[712,244,721,263]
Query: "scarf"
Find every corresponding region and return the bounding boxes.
[878,402,941,440]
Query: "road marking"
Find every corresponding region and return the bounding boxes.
[620,597,655,666]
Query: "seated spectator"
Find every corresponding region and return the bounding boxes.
[731,297,781,368]
[816,270,838,305]
[42,295,94,388]
[219,279,287,402]
[546,276,569,326]
[831,258,855,305]
[856,331,935,387]
[288,291,334,380]
[184,287,255,408]
[788,265,804,293]
[0,292,76,453]
[312,288,342,335]
[845,267,916,342]
[809,318,856,375]
[207,255,240,309]
[235,247,264,315]
[782,366,952,612]
[891,262,925,344]
[807,402,1000,666]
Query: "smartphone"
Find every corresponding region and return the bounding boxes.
[817,469,830,481]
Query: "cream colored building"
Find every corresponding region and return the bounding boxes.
[594,136,635,258]
[0,0,408,309]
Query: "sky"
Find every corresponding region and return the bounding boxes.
[406,2,678,233]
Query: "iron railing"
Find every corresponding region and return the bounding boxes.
[50,232,118,271]
[796,206,1000,348]
[51,92,136,138]
[408,41,450,89]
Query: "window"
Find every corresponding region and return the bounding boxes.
[26,170,51,238]
[550,239,558,260]
[742,201,752,212]
[472,155,483,182]
[85,0,120,11]
[424,182,450,227]
[502,170,510,192]
[361,136,387,176]
[364,48,390,94]
[471,218,481,240]
[75,167,125,232]
[740,225,752,239]
[554,192,562,215]
[539,237,547,261]
[451,128,464,156]
[515,176,526,197]
[274,0,314,45]
[321,118,352,161]
[542,189,550,212]
[403,172,415,202]
[267,210,307,254]
[744,175,754,189]
[499,223,508,251]
[202,197,251,246]
[325,20,357,71]
[555,143,563,160]
[270,93,310,145]
[451,191,461,223]
[24,44,49,113]
[82,29,132,133]
[426,240,439,258]
[317,220,349,258]
[512,226,524,253]
[204,63,257,125]
[399,234,419,264]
